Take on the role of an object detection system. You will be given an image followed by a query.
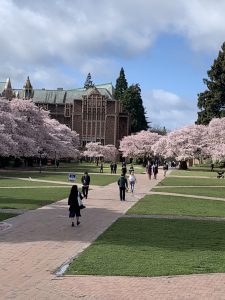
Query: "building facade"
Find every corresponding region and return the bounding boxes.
[0,77,130,147]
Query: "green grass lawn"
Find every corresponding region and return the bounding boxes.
[0,212,17,221]
[0,187,70,209]
[127,194,225,217]
[153,186,225,199]
[0,172,119,186]
[171,169,219,178]
[158,177,225,186]
[66,218,225,277]
[0,178,68,187]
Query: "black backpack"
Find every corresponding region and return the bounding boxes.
[118,176,126,188]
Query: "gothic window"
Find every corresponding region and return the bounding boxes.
[64,103,72,117]
[102,108,105,120]
[83,108,87,120]
[92,108,96,120]
[88,108,91,120]
[97,108,100,120]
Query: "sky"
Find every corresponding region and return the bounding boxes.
[0,0,225,130]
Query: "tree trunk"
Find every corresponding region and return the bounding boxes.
[179,161,188,170]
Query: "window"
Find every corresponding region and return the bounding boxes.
[83,108,87,120]
[102,108,105,120]
[64,103,72,117]
[92,108,96,120]
[97,108,100,120]
[88,108,91,120]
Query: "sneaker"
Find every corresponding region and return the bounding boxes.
[77,221,80,226]
[72,222,74,227]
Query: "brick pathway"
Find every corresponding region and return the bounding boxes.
[1,170,225,299]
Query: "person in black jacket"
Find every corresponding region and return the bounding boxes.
[81,171,90,199]
[68,185,83,227]
[117,173,128,201]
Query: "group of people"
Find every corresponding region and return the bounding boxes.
[68,163,138,226]
[146,161,159,180]
[110,162,118,174]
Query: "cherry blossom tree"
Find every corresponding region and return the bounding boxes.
[0,97,80,160]
[102,144,118,162]
[207,117,225,161]
[0,98,18,157]
[119,130,161,159]
[153,124,208,169]
[83,142,118,162]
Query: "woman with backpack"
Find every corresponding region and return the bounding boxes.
[68,185,83,227]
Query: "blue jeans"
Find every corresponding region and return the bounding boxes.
[130,181,135,193]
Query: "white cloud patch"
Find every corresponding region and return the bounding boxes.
[1,0,225,86]
[0,0,225,121]
[143,89,197,130]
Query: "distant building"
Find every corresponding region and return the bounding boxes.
[0,77,130,147]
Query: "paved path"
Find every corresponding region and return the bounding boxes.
[1,171,225,299]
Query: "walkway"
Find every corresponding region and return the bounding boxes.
[1,171,225,299]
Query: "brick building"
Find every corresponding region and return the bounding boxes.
[0,77,130,148]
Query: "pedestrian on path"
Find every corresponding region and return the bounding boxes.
[81,171,90,199]
[146,161,152,180]
[68,185,82,227]
[163,162,169,177]
[99,162,104,173]
[129,171,137,193]
[153,163,158,179]
[118,173,128,201]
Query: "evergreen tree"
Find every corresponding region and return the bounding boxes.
[84,73,94,89]
[196,42,225,125]
[150,125,168,135]
[114,67,128,100]
[122,84,148,133]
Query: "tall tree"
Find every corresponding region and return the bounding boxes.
[196,42,225,125]
[122,84,148,132]
[114,67,128,100]
[84,73,94,89]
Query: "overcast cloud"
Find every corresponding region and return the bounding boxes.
[1,0,225,129]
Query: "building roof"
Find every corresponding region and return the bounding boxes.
[13,82,115,104]
[0,78,116,103]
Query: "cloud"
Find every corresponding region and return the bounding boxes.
[1,0,225,83]
[143,89,197,130]
[0,0,225,99]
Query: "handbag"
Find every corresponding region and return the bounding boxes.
[77,193,86,209]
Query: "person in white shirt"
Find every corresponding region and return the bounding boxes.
[129,171,137,193]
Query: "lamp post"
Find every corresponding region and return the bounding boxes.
[38,150,43,173]
[54,150,57,170]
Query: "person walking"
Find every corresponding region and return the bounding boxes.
[129,171,137,193]
[113,162,117,174]
[129,164,134,174]
[99,162,104,173]
[153,163,158,179]
[146,161,152,180]
[163,162,169,177]
[121,164,127,176]
[117,173,128,201]
[110,162,114,174]
[68,185,83,227]
[81,171,90,199]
